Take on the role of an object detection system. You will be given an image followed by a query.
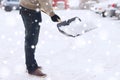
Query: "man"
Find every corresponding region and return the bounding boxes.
[19,0,61,77]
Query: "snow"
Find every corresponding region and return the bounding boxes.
[0,9,120,80]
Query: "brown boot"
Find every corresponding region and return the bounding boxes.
[28,68,47,77]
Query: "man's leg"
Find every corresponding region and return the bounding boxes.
[20,6,41,73]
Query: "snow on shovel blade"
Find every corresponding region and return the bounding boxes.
[57,17,81,37]
[57,17,97,37]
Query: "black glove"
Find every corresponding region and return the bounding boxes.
[51,14,61,22]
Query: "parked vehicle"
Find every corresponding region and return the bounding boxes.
[1,0,19,12]
[115,10,120,20]
[104,3,117,17]
[90,1,119,17]
[82,0,98,9]
[90,2,108,17]
[115,3,120,20]
[52,0,69,9]
[56,1,65,9]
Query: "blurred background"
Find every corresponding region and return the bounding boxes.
[0,0,120,19]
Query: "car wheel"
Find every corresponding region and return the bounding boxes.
[101,11,106,17]
[5,6,12,12]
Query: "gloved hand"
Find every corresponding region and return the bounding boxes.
[51,14,61,22]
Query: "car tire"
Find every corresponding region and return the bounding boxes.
[101,11,106,17]
[5,6,12,12]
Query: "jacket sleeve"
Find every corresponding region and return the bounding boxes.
[38,0,54,16]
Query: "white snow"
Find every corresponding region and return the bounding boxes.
[0,9,120,80]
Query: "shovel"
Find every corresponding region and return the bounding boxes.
[57,17,97,37]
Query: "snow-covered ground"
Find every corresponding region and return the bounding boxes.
[0,9,120,80]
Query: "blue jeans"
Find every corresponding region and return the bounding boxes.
[20,6,42,73]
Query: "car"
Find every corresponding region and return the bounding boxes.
[103,0,120,18]
[115,9,120,20]
[84,0,98,10]
[91,1,119,17]
[104,3,117,17]
[56,1,65,9]
[115,3,120,20]
[90,2,108,17]
[52,0,69,9]
[90,4,105,14]
[1,0,19,12]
